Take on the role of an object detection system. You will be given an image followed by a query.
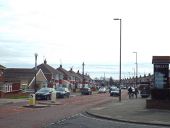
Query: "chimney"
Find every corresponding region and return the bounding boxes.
[44,59,47,64]
[60,64,62,68]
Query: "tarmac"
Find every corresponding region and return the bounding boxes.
[1,96,170,126]
[86,97,170,127]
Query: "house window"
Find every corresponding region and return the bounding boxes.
[4,83,12,92]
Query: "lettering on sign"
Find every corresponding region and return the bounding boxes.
[154,64,169,89]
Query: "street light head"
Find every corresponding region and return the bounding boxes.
[35,53,38,57]
[114,18,121,20]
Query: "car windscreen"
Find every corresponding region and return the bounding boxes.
[37,88,50,93]
[56,88,65,91]
[110,87,119,91]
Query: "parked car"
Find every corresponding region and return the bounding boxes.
[109,86,120,96]
[120,85,127,89]
[140,88,150,98]
[35,87,56,100]
[56,87,70,98]
[81,86,92,95]
[98,87,107,93]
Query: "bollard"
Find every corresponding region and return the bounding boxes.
[29,94,36,106]
[51,92,56,103]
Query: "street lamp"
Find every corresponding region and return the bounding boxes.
[133,52,138,88]
[34,53,38,93]
[114,18,122,102]
[82,62,85,88]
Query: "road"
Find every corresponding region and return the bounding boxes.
[44,113,170,128]
[0,92,117,128]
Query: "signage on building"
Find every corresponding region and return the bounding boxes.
[154,64,169,89]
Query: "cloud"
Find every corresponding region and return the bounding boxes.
[1,0,169,79]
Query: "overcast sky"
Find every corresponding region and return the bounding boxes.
[0,0,170,79]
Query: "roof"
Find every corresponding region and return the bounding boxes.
[0,64,6,70]
[3,68,35,82]
[76,70,92,81]
[35,62,62,75]
[57,65,71,77]
[69,68,82,80]
[152,56,170,64]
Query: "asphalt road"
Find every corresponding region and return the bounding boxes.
[44,113,170,128]
[0,92,114,128]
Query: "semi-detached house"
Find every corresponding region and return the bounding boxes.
[36,60,63,89]
[2,68,47,93]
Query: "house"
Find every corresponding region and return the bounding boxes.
[0,64,6,82]
[69,68,82,90]
[76,70,93,88]
[36,60,63,88]
[56,65,72,88]
[0,65,6,93]
[2,68,47,93]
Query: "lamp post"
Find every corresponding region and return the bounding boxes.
[133,52,138,88]
[34,53,38,93]
[114,18,122,102]
[82,62,85,88]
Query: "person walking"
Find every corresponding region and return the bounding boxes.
[128,86,133,99]
[134,87,139,98]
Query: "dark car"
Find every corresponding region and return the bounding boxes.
[81,86,92,95]
[35,87,56,100]
[56,87,70,98]
[109,86,120,96]
[140,88,150,98]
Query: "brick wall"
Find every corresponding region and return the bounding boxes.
[146,99,170,110]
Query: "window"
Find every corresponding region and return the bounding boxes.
[4,83,12,92]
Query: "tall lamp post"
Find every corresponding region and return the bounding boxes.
[82,62,85,88]
[133,52,138,88]
[114,18,122,102]
[34,53,38,93]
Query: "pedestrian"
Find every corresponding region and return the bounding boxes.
[128,86,133,99]
[134,87,139,98]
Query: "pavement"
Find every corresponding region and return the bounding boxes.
[86,97,170,127]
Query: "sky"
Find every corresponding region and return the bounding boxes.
[0,0,170,79]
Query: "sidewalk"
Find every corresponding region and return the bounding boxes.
[0,98,28,106]
[86,98,170,126]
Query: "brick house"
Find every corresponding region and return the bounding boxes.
[0,64,6,82]
[76,70,93,88]
[68,68,82,90]
[56,65,72,88]
[2,68,47,93]
[36,60,63,88]
[0,65,6,93]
